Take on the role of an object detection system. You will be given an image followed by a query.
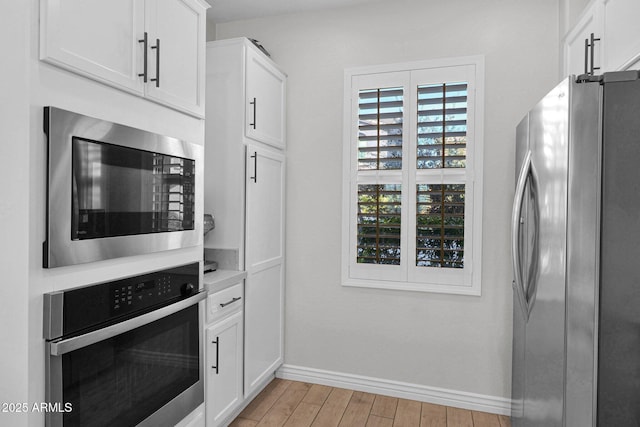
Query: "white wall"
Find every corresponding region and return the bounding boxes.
[216,0,559,400]
[0,3,31,427]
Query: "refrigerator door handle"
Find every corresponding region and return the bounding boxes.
[511,150,539,321]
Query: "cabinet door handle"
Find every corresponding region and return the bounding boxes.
[150,38,160,87]
[250,151,257,183]
[211,337,219,374]
[249,97,257,129]
[138,32,148,82]
[220,296,242,308]
[589,33,600,75]
[584,33,601,76]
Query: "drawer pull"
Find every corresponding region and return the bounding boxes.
[220,296,242,308]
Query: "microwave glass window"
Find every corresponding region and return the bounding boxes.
[71,137,195,240]
[61,307,199,427]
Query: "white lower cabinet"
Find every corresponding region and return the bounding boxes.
[205,282,244,427]
[244,264,284,395]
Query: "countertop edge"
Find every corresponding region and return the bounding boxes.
[203,269,247,293]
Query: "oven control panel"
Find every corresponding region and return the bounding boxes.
[47,262,199,339]
[111,275,196,312]
[113,276,174,311]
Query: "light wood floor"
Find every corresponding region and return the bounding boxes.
[230,379,511,427]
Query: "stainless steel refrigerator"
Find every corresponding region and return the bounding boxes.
[511,70,640,426]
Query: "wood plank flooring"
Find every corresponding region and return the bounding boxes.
[229,379,511,427]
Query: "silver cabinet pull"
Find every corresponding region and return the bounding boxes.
[211,337,219,374]
[249,97,257,129]
[583,32,601,76]
[250,151,257,183]
[138,32,148,82]
[220,296,242,308]
[150,38,160,87]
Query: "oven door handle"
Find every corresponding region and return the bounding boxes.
[49,290,207,356]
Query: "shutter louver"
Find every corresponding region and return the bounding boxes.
[416,184,465,268]
[358,87,403,170]
[357,184,401,265]
[417,83,467,169]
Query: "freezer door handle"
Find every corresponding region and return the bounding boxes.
[511,150,540,321]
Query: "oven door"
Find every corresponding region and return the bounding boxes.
[45,292,206,427]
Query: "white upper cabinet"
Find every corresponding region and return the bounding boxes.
[602,0,640,71]
[40,0,208,117]
[245,48,287,149]
[563,0,640,76]
[563,1,603,77]
[144,0,207,115]
[40,0,146,93]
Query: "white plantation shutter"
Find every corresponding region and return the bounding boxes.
[343,57,483,295]
[415,183,465,269]
[417,83,468,169]
[357,184,402,265]
[358,87,404,171]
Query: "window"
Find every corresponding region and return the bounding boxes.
[342,57,484,295]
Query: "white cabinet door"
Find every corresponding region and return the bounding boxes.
[145,0,207,116]
[245,146,285,270]
[245,48,287,149]
[40,0,145,94]
[40,0,207,116]
[206,311,243,427]
[244,145,285,395]
[244,264,284,396]
[602,0,640,70]
[563,1,603,77]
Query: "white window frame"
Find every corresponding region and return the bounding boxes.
[341,56,484,296]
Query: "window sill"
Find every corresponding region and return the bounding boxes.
[342,278,481,296]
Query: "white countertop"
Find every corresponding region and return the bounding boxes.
[203,269,247,294]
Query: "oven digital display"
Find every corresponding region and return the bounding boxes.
[135,280,155,293]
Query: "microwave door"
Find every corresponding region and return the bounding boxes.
[44,106,202,268]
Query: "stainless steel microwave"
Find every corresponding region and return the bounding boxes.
[43,107,203,268]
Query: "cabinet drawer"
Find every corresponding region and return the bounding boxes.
[207,283,243,324]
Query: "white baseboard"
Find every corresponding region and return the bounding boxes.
[276,364,511,416]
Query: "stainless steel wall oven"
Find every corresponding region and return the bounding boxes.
[43,107,203,268]
[43,263,205,427]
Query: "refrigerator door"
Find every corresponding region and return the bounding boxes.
[564,78,600,427]
[512,78,571,427]
[511,114,530,421]
[598,75,640,426]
